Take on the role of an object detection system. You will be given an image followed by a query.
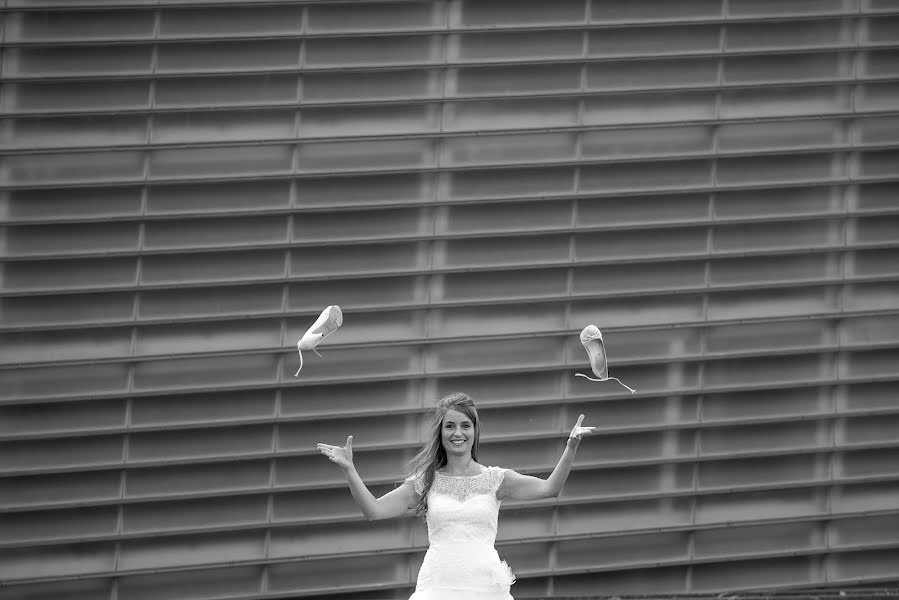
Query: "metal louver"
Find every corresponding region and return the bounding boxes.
[1,1,899,598]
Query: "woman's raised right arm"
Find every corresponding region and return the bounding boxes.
[317,435,419,521]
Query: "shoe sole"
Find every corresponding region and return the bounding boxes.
[298,305,343,351]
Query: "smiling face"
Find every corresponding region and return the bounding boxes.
[441,408,476,457]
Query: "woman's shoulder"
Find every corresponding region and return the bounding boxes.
[403,470,427,494]
[483,465,508,488]
[471,463,507,482]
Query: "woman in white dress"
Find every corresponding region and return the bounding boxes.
[316,392,596,599]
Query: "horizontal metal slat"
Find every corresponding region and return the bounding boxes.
[3,207,898,262]
[6,278,898,334]
[2,334,897,407]
[2,311,899,370]
[2,240,897,298]
[2,417,898,478]
[5,76,899,121]
[3,172,892,228]
[4,116,899,157]
[3,11,896,47]
[1,383,897,445]
[3,150,894,192]
[1,44,891,84]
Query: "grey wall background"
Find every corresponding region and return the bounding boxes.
[1,1,899,598]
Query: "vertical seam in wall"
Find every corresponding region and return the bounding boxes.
[0,0,6,82]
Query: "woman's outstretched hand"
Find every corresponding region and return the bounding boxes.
[568,414,596,442]
[499,413,598,501]
[317,435,354,470]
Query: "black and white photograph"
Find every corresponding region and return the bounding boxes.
[1,1,899,599]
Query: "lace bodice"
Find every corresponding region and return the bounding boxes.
[408,466,505,547]
[429,467,504,503]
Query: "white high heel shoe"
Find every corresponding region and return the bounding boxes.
[295,305,343,377]
[574,325,636,394]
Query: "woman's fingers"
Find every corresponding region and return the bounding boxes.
[569,415,596,440]
[317,440,353,468]
[317,437,354,451]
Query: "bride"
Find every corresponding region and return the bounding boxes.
[316,392,596,599]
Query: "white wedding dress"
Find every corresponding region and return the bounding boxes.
[407,466,515,600]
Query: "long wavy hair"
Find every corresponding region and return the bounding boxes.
[406,392,480,517]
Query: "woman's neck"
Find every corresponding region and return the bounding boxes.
[441,453,477,475]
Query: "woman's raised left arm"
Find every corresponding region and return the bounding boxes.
[498,414,595,501]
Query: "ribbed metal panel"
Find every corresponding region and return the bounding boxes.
[1,1,898,598]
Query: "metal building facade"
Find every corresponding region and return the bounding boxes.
[1,1,899,598]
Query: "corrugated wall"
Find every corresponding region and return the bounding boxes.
[1,1,899,598]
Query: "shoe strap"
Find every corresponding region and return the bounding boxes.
[294,348,304,377]
[574,373,636,394]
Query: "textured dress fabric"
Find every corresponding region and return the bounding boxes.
[407,466,515,600]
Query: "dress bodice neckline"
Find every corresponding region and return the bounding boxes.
[435,465,486,478]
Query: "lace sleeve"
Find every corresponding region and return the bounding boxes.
[487,466,506,492]
[404,472,424,495]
